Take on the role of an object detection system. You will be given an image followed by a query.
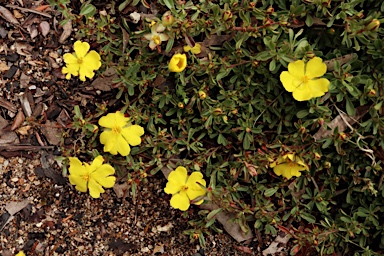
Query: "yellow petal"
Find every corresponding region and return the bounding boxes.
[68,175,88,192]
[121,125,144,146]
[280,71,301,92]
[164,179,184,194]
[169,166,188,182]
[190,43,201,54]
[79,65,96,81]
[307,78,330,98]
[185,172,206,200]
[15,251,26,256]
[83,50,101,70]
[88,178,105,198]
[169,53,187,72]
[63,53,79,64]
[288,60,305,77]
[74,41,90,59]
[183,45,191,52]
[170,192,190,211]
[69,157,87,175]
[89,155,104,173]
[99,112,129,129]
[91,164,116,188]
[292,83,313,101]
[305,57,327,79]
[100,130,131,156]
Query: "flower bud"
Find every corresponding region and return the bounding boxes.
[178,102,184,109]
[193,233,200,239]
[245,127,251,133]
[366,19,380,31]
[162,11,174,27]
[222,115,228,123]
[279,20,288,26]
[92,125,99,133]
[313,152,321,160]
[198,91,207,99]
[326,28,335,35]
[306,52,316,59]
[299,126,306,134]
[322,0,331,7]
[324,161,331,169]
[223,10,233,21]
[338,132,348,141]
[318,118,324,126]
[266,6,274,14]
[249,2,256,8]
[355,12,364,19]
[231,108,238,115]
[368,88,376,97]
[212,108,223,116]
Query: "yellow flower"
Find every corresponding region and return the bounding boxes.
[270,153,308,179]
[164,166,206,211]
[169,53,187,73]
[99,111,144,156]
[62,41,101,81]
[15,252,26,256]
[68,156,116,198]
[144,23,169,50]
[280,57,330,101]
[183,43,201,54]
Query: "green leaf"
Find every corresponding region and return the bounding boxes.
[305,15,313,27]
[264,187,278,197]
[207,208,223,220]
[300,212,316,223]
[163,0,174,9]
[345,97,356,116]
[296,109,309,118]
[80,4,96,17]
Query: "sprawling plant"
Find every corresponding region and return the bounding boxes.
[50,0,384,254]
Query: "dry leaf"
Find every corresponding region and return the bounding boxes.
[59,19,72,43]
[90,67,118,91]
[0,62,9,73]
[129,11,141,23]
[0,131,19,144]
[0,6,20,25]
[28,24,38,39]
[39,21,50,37]
[11,109,25,130]
[13,10,23,19]
[152,244,165,255]
[262,233,290,256]
[113,182,129,198]
[313,105,370,140]
[122,27,129,54]
[15,42,33,56]
[16,125,31,135]
[235,246,253,254]
[40,120,63,145]
[5,200,30,215]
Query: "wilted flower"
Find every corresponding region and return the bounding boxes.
[99,111,144,156]
[270,153,308,179]
[144,23,169,50]
[183,43,201,54]
[169,53,187,72]
[280,57,330,101]
[68,156,116,198]
[164,166,206,211]
[62,41,101,81]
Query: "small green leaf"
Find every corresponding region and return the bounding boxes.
[163,0,174,10]
[301,212,316,223]
[264,187,278,197]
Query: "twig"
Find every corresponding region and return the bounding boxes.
[6,4,52,18]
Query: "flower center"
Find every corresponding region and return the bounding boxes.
[301,75,310,84]
[112,126,121,134]
[177,59,184,68]
[181,185,188,191]
[82,174,90,181]
[152,35,161,45]
[77,57,84,64]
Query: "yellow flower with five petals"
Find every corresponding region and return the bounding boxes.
[62,41,101,81]
[270,153,309,179]
[168,53,187,73]
[280,57,330,101]
[68,156,116,198]
[164,166,206,211]
[98,111,144,156]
